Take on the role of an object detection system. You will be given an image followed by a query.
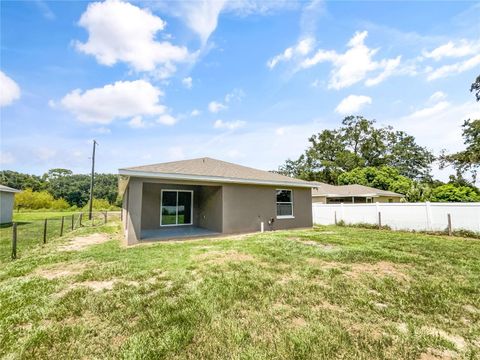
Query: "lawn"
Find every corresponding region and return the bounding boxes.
[0,219,479,359]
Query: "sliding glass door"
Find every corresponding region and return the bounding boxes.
[161,190,193,226]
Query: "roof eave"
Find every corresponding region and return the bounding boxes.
[118,169,314,188]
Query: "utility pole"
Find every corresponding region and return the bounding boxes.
[88,140,98,220]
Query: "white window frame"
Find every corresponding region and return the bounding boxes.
[160,189,194,227]
[276,189,294,219]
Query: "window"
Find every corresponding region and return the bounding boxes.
[161,190,193,226]
[276,189,293,218]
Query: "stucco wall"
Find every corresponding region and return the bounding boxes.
[0,192,15,224]
[222,184,312,233]
[312,196,326,204]
[196,186,223,232]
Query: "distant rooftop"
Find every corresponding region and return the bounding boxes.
[311,181,403,197]
[0,185,21,193]
[119,157,314,187]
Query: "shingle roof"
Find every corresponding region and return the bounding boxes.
[119,157,314,187]
[0,185,21,193]
[311,182,403,197]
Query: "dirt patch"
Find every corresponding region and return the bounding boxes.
[306,259,410,281]
[59,233,110,251]
[422,327,466,351]
[291,238,338,251]
[35,262,90,280]
[419,348,458,360]
[194,250,255,264]
[463,304,479,314]
[314,300,343,313]
[291,317,307,328]
[79,280,115,292]
[346,262,410,281]
[276,273,300,285]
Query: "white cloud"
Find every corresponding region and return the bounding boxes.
[407,100,450,118]
[364,56,401,87]
[157,114,178,125]
[60,80,166,124]
[190,109,201,116]
[429,91,447,103]
[182,76,193,89]
[393,100,480,156]
[157,0,294,45]
[0,71,21,107]
[267,37,314,69]
[275,127,286,135]
[128,116,148,128]
[208,101,227,113]
[300,31,402,89]
[75,0,190,75]
[213,119,246,130]
[423,39,480,61]
[208,89,245,113]
[175,0,227,44]
[426,54,480,81]
[0,151,15,165]
[335,95,372,115]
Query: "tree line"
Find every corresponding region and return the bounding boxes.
[0,169,119,210]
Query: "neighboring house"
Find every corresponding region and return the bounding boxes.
[0,185,20,224]
[311,182,404,204]
[119,157,314,245]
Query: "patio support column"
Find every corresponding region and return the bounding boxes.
[126,178,143,245]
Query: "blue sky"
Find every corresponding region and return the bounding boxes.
[1,0,479,180]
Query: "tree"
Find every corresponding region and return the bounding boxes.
[337,166,413,196]
[0,170,46,191]
[430,184,480,202]
[440,119,480,182]
[471,74,480,102]
[278,116,434,183]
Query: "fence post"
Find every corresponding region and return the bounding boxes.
[378,212,382,229]
[334,211,337,225]
[71,214,74,230]
[60,216,64,236]
[447,213,452,236]
[43,219,47,244]
[92,213,95,227]
[79,213,83,227]
[104,211,107,224]
[425,201,432,232]
[12,223,17,260]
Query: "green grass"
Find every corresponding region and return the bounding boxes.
[0,220,479,359]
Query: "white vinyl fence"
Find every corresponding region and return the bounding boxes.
[313,202,480,233]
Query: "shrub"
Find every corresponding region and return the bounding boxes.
[51,198,70,210]
[430,184,480,202]
[15,188,54,209]
[83,198,113,210]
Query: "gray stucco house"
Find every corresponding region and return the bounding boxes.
[119,157,314,245]
[0,185,20,224]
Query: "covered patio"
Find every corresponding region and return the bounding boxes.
[141,226,220,241]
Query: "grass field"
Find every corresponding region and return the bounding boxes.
[0,218,479,359]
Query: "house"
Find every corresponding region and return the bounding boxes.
[0,185,20,224]
[311,182,404,204]
[119,157,314,245]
